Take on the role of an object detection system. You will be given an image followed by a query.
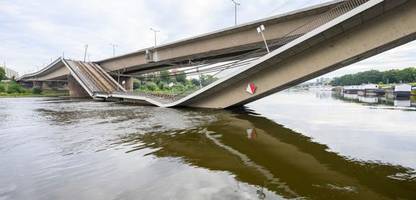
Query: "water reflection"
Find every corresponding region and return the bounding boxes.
[394,99,412,107]
[117,108,416,200]
[358,96,378,104]
[334,92,416,108]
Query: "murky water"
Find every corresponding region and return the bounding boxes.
[0,91,415,200]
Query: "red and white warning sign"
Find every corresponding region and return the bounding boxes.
[246,82,257,95]
[246,128,257,139]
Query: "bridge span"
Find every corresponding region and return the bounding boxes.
[19,0,416,108]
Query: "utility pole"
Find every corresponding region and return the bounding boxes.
[109,43,118,57]
[231,0,240,26]
[83,44,88,62]
[150,28,160,48]
[257,24,270,53]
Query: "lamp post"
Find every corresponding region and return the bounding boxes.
[257,24,270,53]
[109,43,118,57]
[231,0,240,26]
[150,28,160,48]
[83,44,88,62]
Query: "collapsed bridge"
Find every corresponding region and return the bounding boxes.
[18,0,416,108]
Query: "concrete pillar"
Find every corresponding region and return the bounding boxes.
[68,75,90,98]
[118,76,133,92]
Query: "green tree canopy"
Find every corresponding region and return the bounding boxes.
[330,68,416,86]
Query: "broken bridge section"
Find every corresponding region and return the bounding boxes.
[62,59,126,98]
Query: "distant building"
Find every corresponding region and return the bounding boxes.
[1,65,19,79]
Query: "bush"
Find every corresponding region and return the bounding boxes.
[145,82,158,91]
[133,79,141,90]
[0,84,5,93]
[7,82,24,94]
[32,87,42,95]
[191,78,201,87]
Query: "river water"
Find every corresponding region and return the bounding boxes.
[0,91,415,200]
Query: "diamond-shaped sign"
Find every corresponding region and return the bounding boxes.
[246,128,257,139]
[246,83,257,95]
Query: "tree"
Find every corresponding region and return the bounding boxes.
[32,87,42,94]
[6,81,24,94]
[0,68,5,81]
[160,70,171,83]
[175,71,187,84]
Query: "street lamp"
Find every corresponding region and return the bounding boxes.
[150,28,160,48]
[257,24,270,53]
[109,43,118,57]
[231,0,240,26]
[83,44,88,62]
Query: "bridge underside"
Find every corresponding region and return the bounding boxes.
[18,0,416,109]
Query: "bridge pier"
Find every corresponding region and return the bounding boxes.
[41,82,51,90]
[68,75,89,98]
[117,76,133,92]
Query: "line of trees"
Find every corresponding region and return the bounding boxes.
[330,68,416,86]
[0,81,30,94]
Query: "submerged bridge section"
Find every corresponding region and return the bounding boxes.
[19,0,416,109]
[63,59,126,98]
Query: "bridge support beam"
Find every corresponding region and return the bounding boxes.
[68,75,90,98]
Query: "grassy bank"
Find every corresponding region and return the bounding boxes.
[0,81,68,98]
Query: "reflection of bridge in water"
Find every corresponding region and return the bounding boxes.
[115,109,416,199]
[19,0,416,108]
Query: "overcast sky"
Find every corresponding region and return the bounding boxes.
[1,0,416,77]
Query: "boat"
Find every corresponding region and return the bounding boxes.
[343,85,360,94]
[394,84,412,98]
[357,84,385,97]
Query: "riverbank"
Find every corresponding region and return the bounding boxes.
[0,90,69,98]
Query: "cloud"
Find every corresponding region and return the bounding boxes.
[1,0,416,77]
